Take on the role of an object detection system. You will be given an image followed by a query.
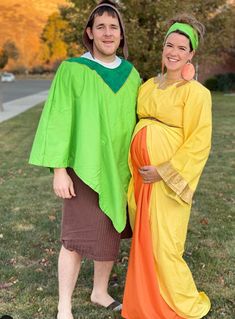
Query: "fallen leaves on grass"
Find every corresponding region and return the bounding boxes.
[200,217,209,225]
[35,268,43,272]
[48,215,56,221]
[39,258,50,267]
[9,258,17,265]
[44,247,56,255]
[219,276,225,287]
[0,278,18,289]
[200,263,206,269]
[121,256,129,263]
[0,282,14,289]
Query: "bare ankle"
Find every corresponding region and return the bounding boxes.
[90,290,114,307]
[58,301,72,313]
[57,309,73,319]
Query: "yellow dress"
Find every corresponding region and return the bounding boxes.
[122,78,212,319]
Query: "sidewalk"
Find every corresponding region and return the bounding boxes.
[0,90,48,123]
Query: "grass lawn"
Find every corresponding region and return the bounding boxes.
[0,93,234,319]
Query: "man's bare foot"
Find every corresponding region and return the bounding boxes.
[90,292,122,311]
[57,310,74,319]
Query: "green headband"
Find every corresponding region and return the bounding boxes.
[166,22,199,50]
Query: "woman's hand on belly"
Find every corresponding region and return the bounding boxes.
[139,166,162,184]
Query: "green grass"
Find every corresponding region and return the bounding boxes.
[0,93,234,319]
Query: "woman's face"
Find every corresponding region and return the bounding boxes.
[162,32,194,73]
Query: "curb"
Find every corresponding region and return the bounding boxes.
[0,90,48,123]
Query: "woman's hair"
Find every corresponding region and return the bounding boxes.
[166,14,205,51]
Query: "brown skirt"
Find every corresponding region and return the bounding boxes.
[61,168,132,261]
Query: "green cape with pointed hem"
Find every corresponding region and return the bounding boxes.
[29,58,141,232]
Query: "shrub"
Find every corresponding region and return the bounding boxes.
[204,73,235,92]
[9,65,28,74]
[216,73,235,92]
[204,77,218,91]
[30,65,45,74]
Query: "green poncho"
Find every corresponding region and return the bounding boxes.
[29,57,141,232]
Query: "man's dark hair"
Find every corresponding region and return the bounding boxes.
[87,1,120,30]
[82,0,128,59]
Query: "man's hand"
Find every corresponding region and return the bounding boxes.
[53,168,76,199]
[138,166,162,184]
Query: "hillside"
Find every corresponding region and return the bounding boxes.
[0,0,68,70]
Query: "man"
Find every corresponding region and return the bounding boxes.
[29,1,140,318]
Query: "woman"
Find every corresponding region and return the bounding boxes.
[122,15,212,319]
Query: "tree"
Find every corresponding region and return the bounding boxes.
[55,0,234,79]
[0,48,9,112]
[0,41,19,112]
[3,40,20,61]
[40,12,69,65]
[59,0,97,57]
[121,0,234,79]
[0,48,9,69]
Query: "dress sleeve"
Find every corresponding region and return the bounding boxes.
[29,61,79,168]
[156,84,212,204]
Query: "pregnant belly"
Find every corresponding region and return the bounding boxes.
[131,122,183,167]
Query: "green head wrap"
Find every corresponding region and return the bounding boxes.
[165,22,199,50]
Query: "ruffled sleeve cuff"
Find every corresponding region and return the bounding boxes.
[156,161,194,204]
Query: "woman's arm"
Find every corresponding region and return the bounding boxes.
[156,85,212,204]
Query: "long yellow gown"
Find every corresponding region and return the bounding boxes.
[122,78,212,319]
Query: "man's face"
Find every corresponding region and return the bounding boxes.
[86,11,122,62]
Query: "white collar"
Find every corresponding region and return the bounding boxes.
[81,52,121,69]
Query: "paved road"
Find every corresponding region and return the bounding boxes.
[0,79,52,103]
